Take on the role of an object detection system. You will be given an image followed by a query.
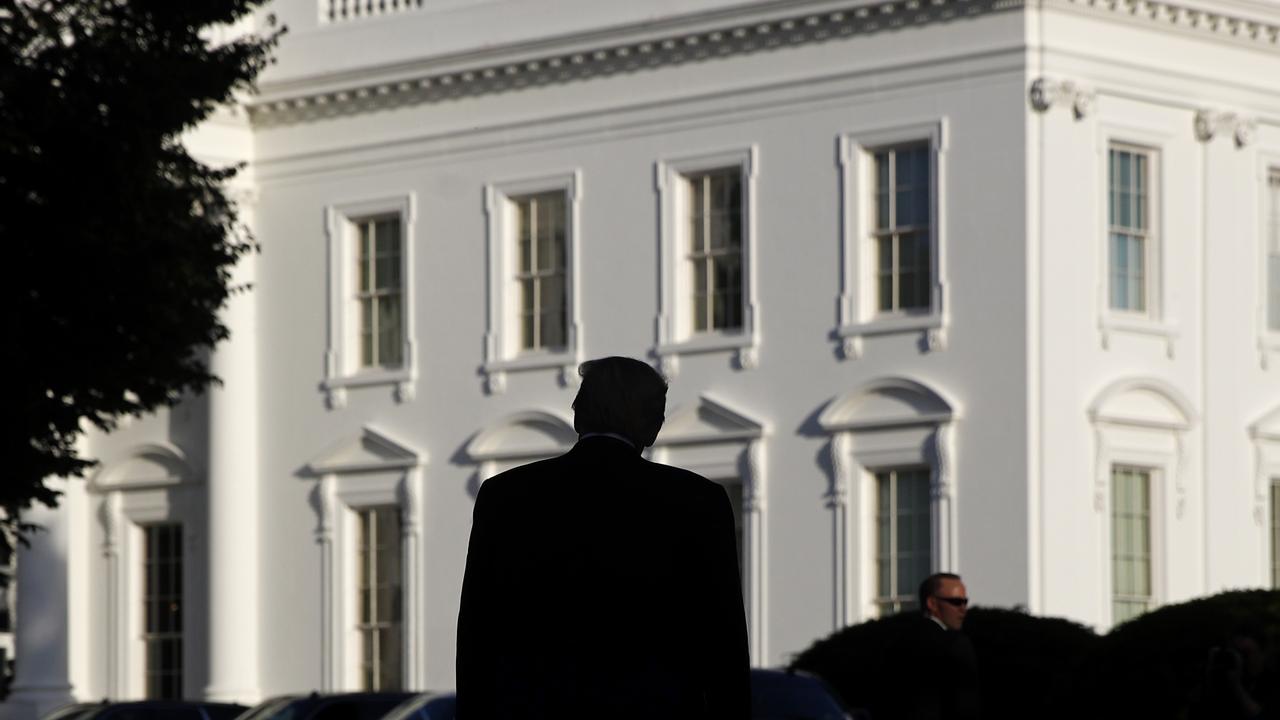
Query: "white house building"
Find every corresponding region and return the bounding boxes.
[5,0,1280,716]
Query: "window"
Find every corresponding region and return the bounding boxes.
[143,524,183,700]
[481,172,581,393]
[323,194,416,408]
[1271,478,1279,588]
[654,147,758,376]
[1268,170,1279,332]
[514,191,568,351]
[355,217,404,369]
[686,169,744,333]
[1111,466,1152,623]
[874,468,932,616]
[872,144,932,314]
[356,506,403,691]
[305,427,423,692]
[1108,144,1155,314]
[836,121,947,359]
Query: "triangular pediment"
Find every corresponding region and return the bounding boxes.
[819,377,954,433]
[307,426,421,475]
[466,410,576,462]
[654,395,763,447]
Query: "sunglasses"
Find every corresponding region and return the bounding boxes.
[935,597,969,608]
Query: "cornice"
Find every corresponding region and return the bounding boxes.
[247,0,1278,127]
[249,0,1020,126]
[1050,0,1280,46]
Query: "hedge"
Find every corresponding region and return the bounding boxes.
[789,590,1280,720]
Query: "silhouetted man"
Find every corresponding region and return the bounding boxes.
[900,573,980,720]
[456,356,750,720]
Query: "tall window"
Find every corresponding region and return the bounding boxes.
[357,506,402,691]
[1108,145,1154,314]
[1111,466,1153,623]
[514,191,568,351]
[356,217,403,369]
[1271,478,1279,588]
[872,143,932,314]
[1268,170,1279,332]
[143,524,183,700]
[686,168,744,333]
[874,468,932,615]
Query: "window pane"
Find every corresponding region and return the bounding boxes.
[359,223,373,292]
[518,201,533,274]
[689,177,706,252]
[378,296,402,367]
[534,192,565,272]
[876,236,894,312]
[144,525,183,700]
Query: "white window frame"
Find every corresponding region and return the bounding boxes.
[1258,155,1280,367]
[1096,124,1177,356]
[837,120,948,360]
[1250,407,1280,584]
[305,427,424,692]
[649,395,766,666]
[1088,378,1195,628]
[90,444,204,701]
[323,194,417,408]
[1109,464,1157,623]
[819,378,956,627]
[481,171,582,394]
[872,466,934,616]
[353,505,404,692]
[654,146,759,378]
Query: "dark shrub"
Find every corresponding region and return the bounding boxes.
[788,607,1098,720]
[963,607,1099,720]
[1073,589,1280,720]
[788,612,922,720]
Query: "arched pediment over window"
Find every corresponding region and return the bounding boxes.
[305,425,422,476]
[654,395,764,447]
[466,410,576,463]
[818,377,955,433]
[90,442,193,491]
[1088,378,1196,431]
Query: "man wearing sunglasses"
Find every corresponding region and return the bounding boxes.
[920,572,969,631]
[906,573,980,720]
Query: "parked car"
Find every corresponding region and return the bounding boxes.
[751,668,869,720]
[41,701,247,720]
[381,693,454,720]
[234,693,415,720]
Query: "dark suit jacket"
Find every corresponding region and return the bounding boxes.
[894,616,980,720]
[456,436,751,720]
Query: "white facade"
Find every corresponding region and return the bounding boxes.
[5,0,1280,715]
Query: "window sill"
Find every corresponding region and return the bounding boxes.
[1100,317,1179,357]
[482,351,579,394]
[837,314,946,359]
[655,330,758,377]
[321,368,414,408]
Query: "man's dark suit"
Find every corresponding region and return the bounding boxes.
[456,435,750,720]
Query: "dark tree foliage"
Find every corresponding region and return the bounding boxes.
[1073,589,1280,720]
[1,0,280,535]
[789,607,1100,720]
